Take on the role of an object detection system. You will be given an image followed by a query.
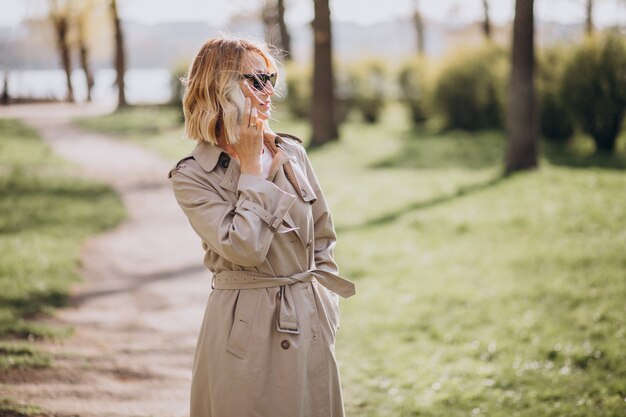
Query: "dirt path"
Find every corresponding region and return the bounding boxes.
[1,103,208,417]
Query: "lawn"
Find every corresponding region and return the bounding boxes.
[76,104,626,417]
[0,119,124,372]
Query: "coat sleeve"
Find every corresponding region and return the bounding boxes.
[298,148,340,277]
[170,168,296,267]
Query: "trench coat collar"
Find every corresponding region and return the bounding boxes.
[191,140,223,174]
[191,134,292,174]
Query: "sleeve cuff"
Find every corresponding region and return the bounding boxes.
[236,174,297,231]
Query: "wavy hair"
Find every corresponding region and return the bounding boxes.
[182,36,279,145]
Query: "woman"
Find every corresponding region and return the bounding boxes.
[168,36,356,417]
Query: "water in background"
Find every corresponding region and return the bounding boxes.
[2,68,172,105]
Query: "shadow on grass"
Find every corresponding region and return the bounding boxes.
[368,128,506,171]
[70,264,206,306]
[0,290,68,319]
[0,290,69,339]
[0,176,117,234]
[337,173,508,233]
[542,142,626,170]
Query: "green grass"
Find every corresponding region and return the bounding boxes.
[76,104,626,416]
[74,104,195,158]
[0,398,51,417]
[0,342,51,371]
[0,119,124,366]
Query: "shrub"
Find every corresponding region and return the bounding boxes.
[282,62,311,120]
[561,33,626,153]
[339,59,389,123]
[433,45,508,131]
[537,46,575,142]
[169,61,189,108]
[397,57,431,124]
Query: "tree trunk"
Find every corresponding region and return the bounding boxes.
[585,0,594,36]
[54,16,75,103]
[262,1,276,46]
[505,0,538,174]
[482,0,492,40]
[277,0,292,60]
[310,0,338,146]
[412,0,425,55]
[2,72,9,105]
[110,0,127,108]
[77,22,94,102]
[262,0,292,61]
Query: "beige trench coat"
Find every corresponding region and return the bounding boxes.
[168,133,356,417]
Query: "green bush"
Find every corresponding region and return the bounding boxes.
[339,59,389,124]
[561,33,626,153]
[282,62,311,120]
[537,46,575,142]
[169,61,189,106]
[397,57,431,124]
[433,45,508,131]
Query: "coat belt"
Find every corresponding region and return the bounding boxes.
[212,269,356,334]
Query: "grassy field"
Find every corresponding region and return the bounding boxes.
[0,119,124,373]
[75,105,195,158]
[76,104,626,417]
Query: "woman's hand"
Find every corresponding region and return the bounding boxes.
[233,96,264,176]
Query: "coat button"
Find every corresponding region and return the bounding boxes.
[306,240,311,248]
[219,153,230,168]
[281,340,290,350]
[301,189,307,197]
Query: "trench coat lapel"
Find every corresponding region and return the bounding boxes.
[267,149,304,244]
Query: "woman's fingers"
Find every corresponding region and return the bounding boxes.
[243,96,252,128]
[250,106,258,127]
[243,81,264,105]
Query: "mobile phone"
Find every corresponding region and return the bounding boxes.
[226,82,245,123]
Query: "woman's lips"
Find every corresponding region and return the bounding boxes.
[257,102,271,117]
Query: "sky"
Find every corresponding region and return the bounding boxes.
[1,0,624,28]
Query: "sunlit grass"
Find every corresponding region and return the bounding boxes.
[0,119,125,347]
[74,104,194,158]
[76,103,626,416]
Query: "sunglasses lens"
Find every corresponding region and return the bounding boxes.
[246,73,277,91]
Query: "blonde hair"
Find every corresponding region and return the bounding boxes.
[182,36,279,145]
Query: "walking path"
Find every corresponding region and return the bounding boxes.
[1,103,207,417]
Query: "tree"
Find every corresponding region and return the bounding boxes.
[277,0,292,60]
[262,0,292,60]
[75,0,98,102]
[586,0,594,35]
[262,2,276,46]
[482,0,492,40]
[583,0,626,37]
[504,0,538,174]
[110,0,127,107]
[48,0,74,103]
[412,0,425,55]
[310,0,338,146]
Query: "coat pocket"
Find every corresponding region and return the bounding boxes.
[319,286,340,338]
[329,292,340,333]
[226,290,260,359]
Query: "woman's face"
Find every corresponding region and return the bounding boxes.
[240,53,275,121]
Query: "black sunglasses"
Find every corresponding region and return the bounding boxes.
[243,73,277,91]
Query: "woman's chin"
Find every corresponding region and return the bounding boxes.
[257,109,271,120]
